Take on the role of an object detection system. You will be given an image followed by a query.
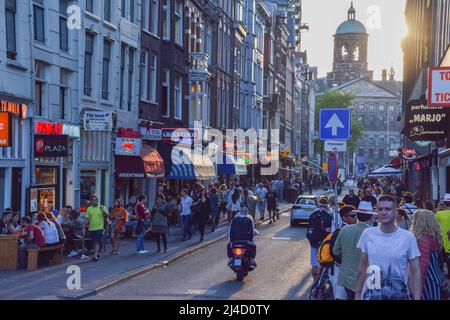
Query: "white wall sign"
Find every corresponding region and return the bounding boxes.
[115,137,142,156]
[139,127,162,141]
[428,67,450,107]
[325,140,347,152]
[83,112,111,131]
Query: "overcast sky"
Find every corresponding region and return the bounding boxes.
[301,0,407,80]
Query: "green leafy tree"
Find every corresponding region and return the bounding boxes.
[314,90,364,156]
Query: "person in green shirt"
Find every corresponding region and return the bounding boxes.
[435,194,450,279]
[333,201,377,300]
[85,196,109,262]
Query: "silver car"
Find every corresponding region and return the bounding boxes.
[290,195,319,226]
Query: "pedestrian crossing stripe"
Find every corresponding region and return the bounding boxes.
[271,237,291,240]
[185,289,218,295]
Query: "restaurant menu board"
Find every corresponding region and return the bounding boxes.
[0,112,12,147]
[30,188,38,212]
[83,111,111,131]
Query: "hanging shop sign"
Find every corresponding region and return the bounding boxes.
[401,148,418,160]
[139,126,162,141]
[83,111,112,131]
[115,137,142,156]
[162,128,199,142]
[34,134,68,157]
[0,111,12,147]
[428,67,450,107]
[404,99,449,141]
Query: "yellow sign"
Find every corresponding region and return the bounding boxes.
[322,163,328,170]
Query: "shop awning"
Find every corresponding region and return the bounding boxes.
[141,145,165,178]
[217,153,248,176]
[368,165,403,178]
[167,147,216,180]
[115,146,165,179]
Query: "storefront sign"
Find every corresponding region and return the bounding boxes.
[139,127,162,140]
[0,112,12,147]
[115,137,142,156]
[83,111,111,131]
[62,124,80,138]
[36,121,80,138]
[404,99,448,141]
[401,148,418,160]
[428,67,450,107]
[0,100,27,118]
[34,134,68,157]
[162,128,199,142]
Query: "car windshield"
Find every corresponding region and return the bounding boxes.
[296,198,317,206]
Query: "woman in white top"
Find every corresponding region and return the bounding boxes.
[36,212,60,245]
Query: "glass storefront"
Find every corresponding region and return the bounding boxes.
[80,170,97,208]
[34,166,59,213]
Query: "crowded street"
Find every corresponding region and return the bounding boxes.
[1,0,450,306]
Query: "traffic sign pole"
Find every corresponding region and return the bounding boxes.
[327,151,340,231]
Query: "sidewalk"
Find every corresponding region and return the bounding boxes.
[0,201,293,300]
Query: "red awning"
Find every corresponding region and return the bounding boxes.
[389,157,401,168]
[141,145,165,178]
[115,146,165,178]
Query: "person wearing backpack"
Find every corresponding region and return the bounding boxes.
[325,205,358,300]
[332,201,377,300]
[307,197,333,279]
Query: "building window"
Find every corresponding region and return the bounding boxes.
[370,137,375,145]
[60,69,69,120]
[59,0,69,51]
[150,0,158,34]
[35,61,45,117]
[359,104,364,110]
[368,149,374,158]
[358,148,364,157]
[127,48,135,111]
[379,149,384,160]
[174,75,182,120]
[162,0,170,40]
[60,87,66,120]
[379,105,385,111]
[120,44,126,109]
[140,50,148,101]
[102,39,111,100]
[121,0,126,18]
[104,0,111,22]
[129,0,135,22]
[33,0,45,43]
[86,0,94,13]
[369,104,374,111]
[149,54,157,103]
[84,32,94,96]
[162,70,170,117]
[379,137,385,145]
[5,0,17,60]
[35,82,43,117]
[142,0,149,30]
[174,0,183,46]
[389,105,395,111]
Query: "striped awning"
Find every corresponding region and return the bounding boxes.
[217,153,248,176]
[142,145,165,178]
[115,145,165,179]
[166,147,215,180]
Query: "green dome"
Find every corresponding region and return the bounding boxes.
[336,19,367,34]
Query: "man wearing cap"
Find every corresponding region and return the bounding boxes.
[354,195,421,300]
[333,202,377,300]
[307,197,333,279]
[435,193,450,279]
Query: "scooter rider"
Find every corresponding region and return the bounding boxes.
[227,207,257,266]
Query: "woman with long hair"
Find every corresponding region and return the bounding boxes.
[230,188,242,220]
[36,212,59,246]
[197,189,211,242]
[111,198,127,254]
[411,209,446,300]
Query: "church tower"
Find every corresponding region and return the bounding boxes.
[327,3,372,85]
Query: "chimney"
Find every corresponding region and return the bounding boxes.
[389,67,395,81]
[381,69,387,81]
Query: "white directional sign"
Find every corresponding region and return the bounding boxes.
[325,114,344,136]
[325,140,347,152]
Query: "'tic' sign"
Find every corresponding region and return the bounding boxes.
[428,67,450,107]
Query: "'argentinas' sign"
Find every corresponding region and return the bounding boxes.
[404,99,449,141]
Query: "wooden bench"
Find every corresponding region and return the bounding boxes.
[27,244,64,271]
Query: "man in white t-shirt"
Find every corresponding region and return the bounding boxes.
[355,195,421,300]
[180,189,193,241]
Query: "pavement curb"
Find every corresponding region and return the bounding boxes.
[59,205,292,299]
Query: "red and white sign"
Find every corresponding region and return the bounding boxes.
[428,67,450,107]
[401,148,418,160]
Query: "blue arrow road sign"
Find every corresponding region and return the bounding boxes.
[319,108,351,141]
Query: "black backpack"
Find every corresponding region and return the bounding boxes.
[306,211,327,246]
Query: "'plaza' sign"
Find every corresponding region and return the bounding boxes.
[428,67,450,107]
[34,134,68,157]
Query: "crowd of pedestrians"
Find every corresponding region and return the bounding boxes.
[307,177,450,300]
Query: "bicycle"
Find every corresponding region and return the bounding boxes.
[309,264,334,300]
